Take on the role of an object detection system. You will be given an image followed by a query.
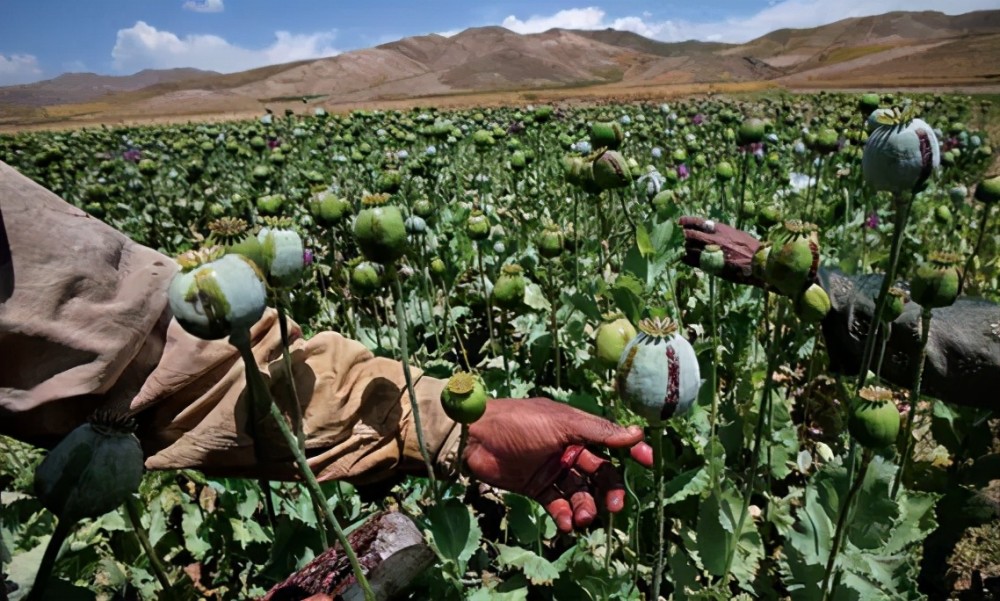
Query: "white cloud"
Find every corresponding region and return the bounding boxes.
[0,53,43,85]
[498,1,1000,43]
[111,21,340,73]
[183,0,224,13]
[501,8,607,33]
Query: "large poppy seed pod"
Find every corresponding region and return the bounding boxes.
[594,316,637,369]
[168,247,267,340]
[493,264,527,310]
[617,316,702,423]
[590,121,624,150]
[910,251,961,309]
[863,117,940,194]
[34,411,144,523]
[699,244,725,275]
[974,175,1000,204]
[440,372,488,424]
[257,220,305,289]
[309,191,352,227]
[537,225,564,259]
[764,221,820,296]
[848,386,901,450]
[466,209,491,241]
[737,118,766,146]
[794,283,831,323]
[354,193,407,264]
[592,149,633,191]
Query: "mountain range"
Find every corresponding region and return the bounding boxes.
[1,9,998,125]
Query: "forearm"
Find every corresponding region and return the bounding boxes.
[134,310,458,484]
[819,269,1000,409]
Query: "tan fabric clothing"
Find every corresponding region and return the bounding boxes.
[0,160,457,483]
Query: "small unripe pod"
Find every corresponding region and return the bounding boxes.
[492,264,527,310]
[594,317,637,369]
[440,372,488,424]
[910,252,961,309]
[794,283,831,323]
[848,386,900,450]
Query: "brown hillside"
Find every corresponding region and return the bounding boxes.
[1,9,997,126]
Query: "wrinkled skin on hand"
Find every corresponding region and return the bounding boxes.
[465,398,653,533]
[679,215,764,287]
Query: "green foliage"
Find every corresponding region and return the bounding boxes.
[1,91,996,599]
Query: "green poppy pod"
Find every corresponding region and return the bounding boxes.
[592,150,633,191]
[848,386,901,450]
[910,252,961,309]
[974,175,1000,204]
[466,210,491,241]
[34,411,143,523]
[440,372,488,424]
[492,264,527,310]
[353,194,407,264]
[590,121,624,150]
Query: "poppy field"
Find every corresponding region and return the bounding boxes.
[1,91,998,600]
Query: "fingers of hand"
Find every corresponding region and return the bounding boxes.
[538,488,574,533]
[630,442,654,468]
[559,470,598,528]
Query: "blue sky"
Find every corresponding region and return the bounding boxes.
[0,0,996,85]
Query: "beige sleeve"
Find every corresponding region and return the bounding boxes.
[133,310,459,484]
[0,160,459,484]
[0,160,172,443]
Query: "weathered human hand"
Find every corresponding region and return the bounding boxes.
[679,216,764,287]
[464,398,653,532]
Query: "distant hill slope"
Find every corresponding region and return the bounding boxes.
[0,68,218,106]
[2,9,997,120]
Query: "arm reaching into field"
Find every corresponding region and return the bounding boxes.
[679,215,1000,410]
[0,160,649,530]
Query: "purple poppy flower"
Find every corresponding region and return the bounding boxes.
[267,138,282,150]
[303,248,314,266]
[676,164,690,180]
[865,212,879,228]
[122,149,141,163]
[692,114,704,126]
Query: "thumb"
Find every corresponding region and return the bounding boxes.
[570,413,644,449]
